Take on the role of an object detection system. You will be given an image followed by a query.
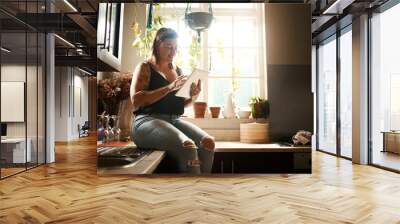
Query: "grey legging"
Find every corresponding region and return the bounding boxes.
[132,114,214,174]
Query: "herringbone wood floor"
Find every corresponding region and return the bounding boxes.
[1,136,400,224]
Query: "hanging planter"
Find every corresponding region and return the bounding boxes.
[185,3,214,43]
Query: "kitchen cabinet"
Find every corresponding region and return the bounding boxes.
[211,142,311,174]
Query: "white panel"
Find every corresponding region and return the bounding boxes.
[1,82,25,122]
[74,87,81,118]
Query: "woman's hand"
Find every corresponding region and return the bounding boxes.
[190,80,201,97]
[168,75,187,92]
[184,80,201,107]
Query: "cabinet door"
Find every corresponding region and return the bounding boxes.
[212,153,233,174]
[212,152,296,174]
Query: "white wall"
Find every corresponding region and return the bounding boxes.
[55,67,89,141]
[1,63,46,163]
[1,65,38,137]
[352,14,369,164]
[312,45,317,150]
[55,66,68,141]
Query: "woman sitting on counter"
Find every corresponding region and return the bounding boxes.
[130,28,215,174]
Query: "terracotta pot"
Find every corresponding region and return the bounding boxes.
[209,106,221,118]
[193,102,207,118]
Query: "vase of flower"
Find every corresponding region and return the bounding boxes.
[98,72,133,141]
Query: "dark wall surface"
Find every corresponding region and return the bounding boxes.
[266,4,313,142]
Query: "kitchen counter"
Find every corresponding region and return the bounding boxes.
[214,142,311,153]
[97,141,165,175]
[97,150,165,175]
[96,141,311,175]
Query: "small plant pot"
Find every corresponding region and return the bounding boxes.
[252,103,264,118]
[194,102,207,118]
[209,106,221,118]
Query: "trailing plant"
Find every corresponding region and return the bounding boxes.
[188,35,201,71]
[232,66,240,93]
[131,4,164,59]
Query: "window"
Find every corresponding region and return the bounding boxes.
[158,3,265,113]
[370,2,400,171]
[317,36,337,155]
[0,1,46,179]
[339,28,352,158]
[316,26,353,159]
[98,3,122,58]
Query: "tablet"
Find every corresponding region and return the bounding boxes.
[175,68,208,98]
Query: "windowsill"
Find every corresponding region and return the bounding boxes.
[182,117,268,141]
[182,117,267,129]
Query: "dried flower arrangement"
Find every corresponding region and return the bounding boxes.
[98,72,132,115]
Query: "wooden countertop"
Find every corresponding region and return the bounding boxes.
[214,142,311,153]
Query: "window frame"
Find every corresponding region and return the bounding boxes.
[157,3,266,108]
[368,0,400,172]
[315,24,353,161]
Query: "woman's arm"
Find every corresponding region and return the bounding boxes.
[184,93,199,107]
[130,62,186,111]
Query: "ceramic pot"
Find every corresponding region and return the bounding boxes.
[209,106,221,118]
[238,110,251,119]
[194,102,207,118]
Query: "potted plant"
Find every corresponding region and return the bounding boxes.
[209,106,221,118]
[249,97,269,119]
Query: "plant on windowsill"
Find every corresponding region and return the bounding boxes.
[249,97,269,120]
[188,35,201,71]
